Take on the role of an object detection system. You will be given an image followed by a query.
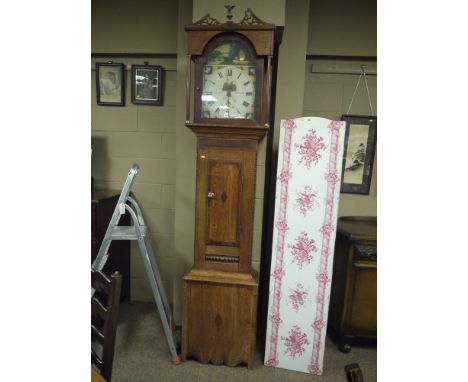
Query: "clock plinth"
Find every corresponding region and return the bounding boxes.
[181,269,258,368]
[181,9,278,368]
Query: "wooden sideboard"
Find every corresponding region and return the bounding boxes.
[91,190,130,302]
[328,216,377,352]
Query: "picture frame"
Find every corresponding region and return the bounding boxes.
[340,115,377,194]
[96,62,125,106]
[131,65,164,105]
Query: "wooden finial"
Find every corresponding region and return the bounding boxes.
[225,4,235,21]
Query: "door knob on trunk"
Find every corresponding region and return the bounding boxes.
[207,191,216,199]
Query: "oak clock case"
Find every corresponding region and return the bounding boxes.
[191,34,267,274]
[182,9,278,369]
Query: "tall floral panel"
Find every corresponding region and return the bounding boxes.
[264,117,346,374]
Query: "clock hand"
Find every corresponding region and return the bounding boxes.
[226,90,232,107]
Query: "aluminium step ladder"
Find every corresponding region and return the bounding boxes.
[91,164,180,365]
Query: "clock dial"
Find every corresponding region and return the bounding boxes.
[202,65,256,119]
[200,41,256,120]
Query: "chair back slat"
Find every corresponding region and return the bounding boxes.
[91,349,103,369]
[92,270,111,294]
[91,270,122,381]
[92,297,108,320]
[92,324,105,344]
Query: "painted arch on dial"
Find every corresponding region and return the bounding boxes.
[201,40,257,120]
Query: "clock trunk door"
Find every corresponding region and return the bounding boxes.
[195,138,257,273]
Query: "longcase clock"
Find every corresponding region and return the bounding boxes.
[181,8,280,368]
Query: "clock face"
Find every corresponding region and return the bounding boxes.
[201,41,256,120]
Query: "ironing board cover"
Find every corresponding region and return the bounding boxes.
[264,117,346,374]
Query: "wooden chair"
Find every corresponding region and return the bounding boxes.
[91,270,122,381]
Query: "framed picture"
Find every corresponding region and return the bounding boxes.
[96,62,125,106]
[131,65,164,105]
[340,115,377,194]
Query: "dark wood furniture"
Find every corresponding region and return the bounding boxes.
[328,216,377,352]
[92,190,130,302]
[91,270,122,381]
[181,9,280,369]
[345,363,365,382]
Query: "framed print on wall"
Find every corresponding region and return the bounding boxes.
[340,115,377,194]
[96,62,125,106]
[131,65,163,105]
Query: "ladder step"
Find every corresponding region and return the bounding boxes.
[110,226,147,240]
[92,165,179,363]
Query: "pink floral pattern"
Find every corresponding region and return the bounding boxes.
[278,170,292,182]
[295,186,317,216]
[267,119,297,367]
[284,118,298,131]
[270,313,283,325]
[288,231,318,268]
[265,358,279,367]
[316,272,330,285]
[272,266,285,280]
[319,223,334,235]
[327,120,343,132]
[276,220,289,232]
[308,120,343,375]
[308,364,321,375]
[265,118,345,375]
[325,171,340,184]
[311,319,325,330]
[281,325,310,359]
[288,283,309,311]
[296,129,326,169]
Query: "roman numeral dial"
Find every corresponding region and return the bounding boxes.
[201,64,256,119]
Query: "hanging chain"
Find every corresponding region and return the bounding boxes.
[346,72,363,114]
[346,65,374,115]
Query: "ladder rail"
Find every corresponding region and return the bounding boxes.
[91,164,180,364]
[122,203,144,239]
[122,201,178,361]
[106,164,139,231]
[126,196,145,226]
[92,198,146,295]
[137,240,179,360]
[122,202,172,326]
[144,236,172,326]
[91,164,139,274]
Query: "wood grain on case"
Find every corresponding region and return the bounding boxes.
[195,138,257,274]
[182,269,258,369]
[207,160,241,245]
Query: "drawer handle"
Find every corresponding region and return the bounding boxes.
[207,191,216,200]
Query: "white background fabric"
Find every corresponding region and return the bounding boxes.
[264,117,346,374]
